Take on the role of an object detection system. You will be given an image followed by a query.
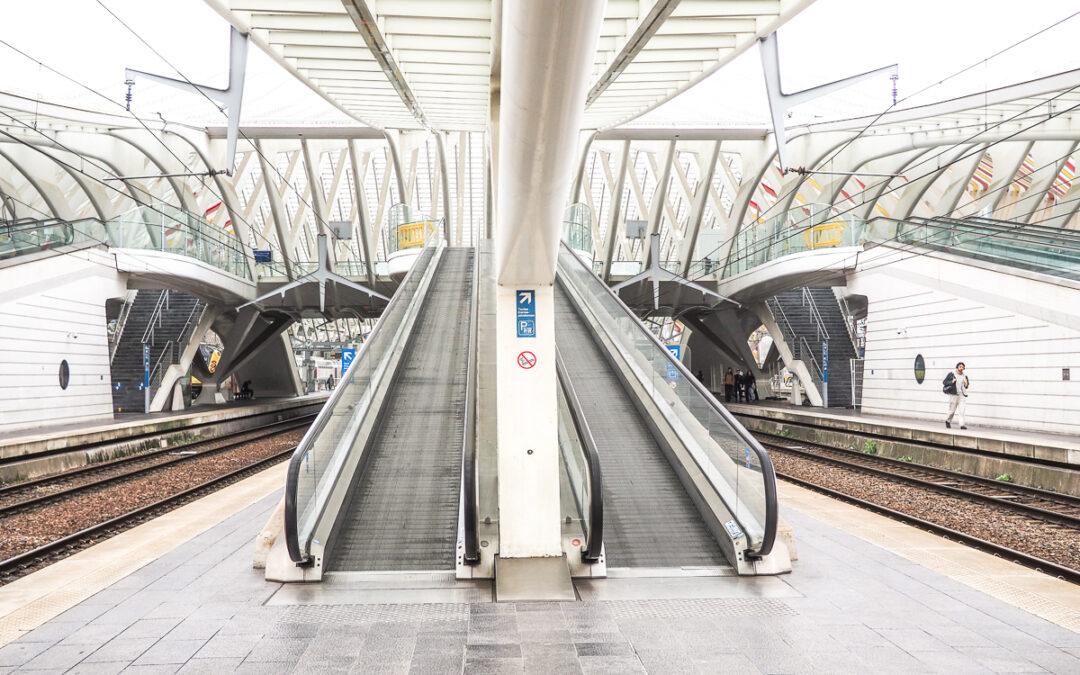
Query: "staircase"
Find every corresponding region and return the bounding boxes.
[110,290,203,413]
[766,287,859,407]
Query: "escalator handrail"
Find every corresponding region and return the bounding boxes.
[284,245,438,565]
[461,246,481,565]
[555,348,605,564]
[558,241,778,558]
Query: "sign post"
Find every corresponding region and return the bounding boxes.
[143,343,151,413]
[515,289,536,338]
[340,347,357,375]
[821,340,829,408]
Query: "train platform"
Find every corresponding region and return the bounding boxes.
[1,467,1077,673]
[0,394,327,485]
[725,401,1080,466]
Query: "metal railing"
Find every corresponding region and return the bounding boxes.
[800,287,830,343]
[141,290,170,346]
[555,350,604,564]
[563,203,593,255]
[460,247,481,566]
[284,238,442,565]
[850,358,865,409]
[557,241,778,558]
[723,204,866,279]
[109,292,137,364]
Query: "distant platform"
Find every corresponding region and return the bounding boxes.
[728,401,1080,467]
[0,394,327,484]
[0,457,1076,672]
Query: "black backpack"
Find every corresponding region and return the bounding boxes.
[942,372,957,395]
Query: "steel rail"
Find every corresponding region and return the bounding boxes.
[0,445,299,583]
[776,472,1080,585]
[0,417,315,518]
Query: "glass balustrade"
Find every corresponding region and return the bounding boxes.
[384,203,440,256]
[557,242,777,557]
[723,204,866,278]
[286,239,441,564]
[562,203,593,255]
[106,203,251,279]
[888,217,1080,280]
[0,218,103,259]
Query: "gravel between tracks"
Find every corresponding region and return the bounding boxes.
[0,429,304,562]
[769,449,1080,572]
[0,426,305,509]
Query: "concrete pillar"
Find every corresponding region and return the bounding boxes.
[494,0,605,561]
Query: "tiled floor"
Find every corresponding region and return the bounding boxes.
[2,488,1078,673]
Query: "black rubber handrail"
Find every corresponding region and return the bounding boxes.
[555,349,605,564]
[460,247,481,565]
[558,241,779,558]
[284,245,438,565]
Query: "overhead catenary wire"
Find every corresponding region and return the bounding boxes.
[687,82,1080,284]
[748,8,1080,227]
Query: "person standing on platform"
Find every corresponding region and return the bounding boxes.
[747,370,758,402]
[943,361,969,429]
[724,368,735,402]
[735,370,746,402]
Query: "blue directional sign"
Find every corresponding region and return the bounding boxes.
[253,249,273,263]
[142,344,150,388]
[665,344,681,380]
[516,289,536,338]
[341,347,357,373]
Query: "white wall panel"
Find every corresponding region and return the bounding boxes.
[0,251,126,433]
[849,254,1080,436]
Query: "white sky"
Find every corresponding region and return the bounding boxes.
[1,0,1079,128]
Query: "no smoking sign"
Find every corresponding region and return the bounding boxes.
[516,350,536,369]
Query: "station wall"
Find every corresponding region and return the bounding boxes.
[0,251,126,433]
[848,252,1080,436]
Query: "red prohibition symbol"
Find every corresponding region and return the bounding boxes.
[516,350,537,370]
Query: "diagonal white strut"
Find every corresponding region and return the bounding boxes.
[239,234,389,314]
[612,234,737,310]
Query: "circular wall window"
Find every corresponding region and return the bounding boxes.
[59,360,70,390]
[914,354,926,384]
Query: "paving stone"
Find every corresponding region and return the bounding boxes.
[467,643,523,659]
[524,656,583,675]
[957,646,1048,673]
[60,624,130,646]
[20,643,97,671]
[176,657,245,673]
[67,661,130,675]
[119,665,181,675]
[464,657,525,674]
[241,636,309,662]
[132,639,206,666]
[15,621,85,644]
[83,638,157,664]
[577,655,646,674]
[0,640,52,667]
[876,627,952,652]
[192,634,260,660]
[407,653,465,674]
[118,619,183,641]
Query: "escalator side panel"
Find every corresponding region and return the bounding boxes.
[328,248,474,572]
[554,285,725,568]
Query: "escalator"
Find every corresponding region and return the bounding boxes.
[554,242,783,574]
[556,284,726,568]
[327,248,474,571]
[281,244,478,579]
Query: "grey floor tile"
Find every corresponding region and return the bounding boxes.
[0,640,52,667]
[132,639,206,666]
[121,665,182,674]
[408,653,465,674]
[523,656,583,675]
[119,619,184,641]
[61,624,130,647]
[957,647,1048,673]
[1023,648,1080,673]
[577,655,646,674]
[176,657,245,673]
[467,644,523,659]
[15,621,84,644]
[193,634,261,660]
[464,658,525,674]
[243,636,310,663]
[68,661,130,675]
[909,649,994,674]
[574,643,635,658]
[84,638,157,664]
[875,627,951,652]
[20,644,97,671]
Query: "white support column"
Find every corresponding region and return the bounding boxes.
[680,141,721,274]
[643,140,676,267]
[601,141,631,282]
[349,141,378,286]
[495,0,605,563]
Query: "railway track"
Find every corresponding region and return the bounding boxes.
[0,422,310,584]
[759,433,1080,584]
[0,415,316,516]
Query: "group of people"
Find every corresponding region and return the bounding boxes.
[723,367,757,403]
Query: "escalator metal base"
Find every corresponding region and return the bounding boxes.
[494,555,575,602]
